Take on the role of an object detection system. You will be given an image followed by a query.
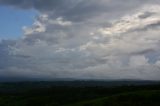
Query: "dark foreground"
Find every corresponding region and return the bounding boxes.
[0,81,160,106]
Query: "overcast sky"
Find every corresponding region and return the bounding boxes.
[0,0,160,81]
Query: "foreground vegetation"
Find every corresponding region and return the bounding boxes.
[0,81,160,106]
[67,90,160,106]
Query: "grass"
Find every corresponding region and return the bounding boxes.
[0,82,160,106]
[66,90,160,106]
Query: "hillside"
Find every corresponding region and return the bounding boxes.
[0,81,160,106]
[66,90,160,106]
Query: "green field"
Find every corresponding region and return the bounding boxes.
[0,81,160,106]
[67,90,160,106]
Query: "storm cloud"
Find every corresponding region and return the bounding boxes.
[0,0,160,81]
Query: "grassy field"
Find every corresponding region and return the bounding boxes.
[66,90,160,106]
[0,81,160,106]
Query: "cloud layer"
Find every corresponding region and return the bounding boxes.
[1,0,160,80]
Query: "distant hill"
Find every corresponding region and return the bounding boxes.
[0,80,160,87]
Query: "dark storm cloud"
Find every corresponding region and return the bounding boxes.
[0,0,158,22]
[138,12,155,19]
[131,49,156,55]
[0,0,69,10]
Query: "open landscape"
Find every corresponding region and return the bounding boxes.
[0,81,160,106]
[1,0,160,106]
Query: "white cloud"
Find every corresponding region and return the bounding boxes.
[50,17,72,26]
[98,5,160,36]
[1,1,160,80]
[129,55,149,67]
[23,20,46,35]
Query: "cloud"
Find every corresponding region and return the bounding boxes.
[0,1,160,80]
[98,5,160,35]
[1,0,158,21]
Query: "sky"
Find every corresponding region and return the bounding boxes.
[0,0,160,81]
[0,6,36,39]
